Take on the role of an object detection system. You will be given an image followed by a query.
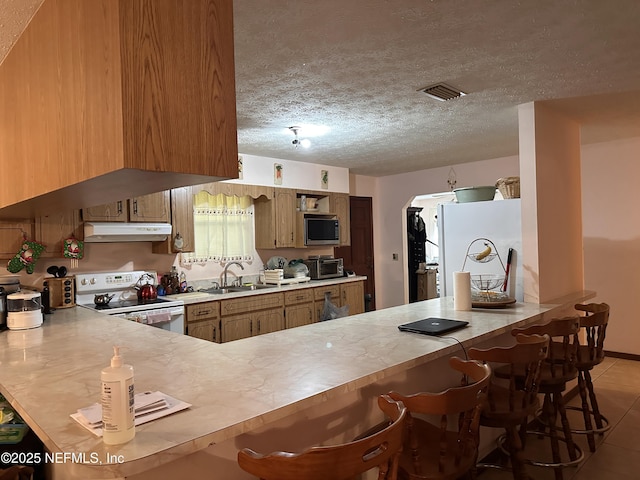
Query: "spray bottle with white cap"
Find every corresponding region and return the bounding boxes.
[101,346,135,444]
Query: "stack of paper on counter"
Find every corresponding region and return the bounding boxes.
[71,391,191,437]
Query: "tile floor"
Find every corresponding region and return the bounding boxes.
[477,356,640,479]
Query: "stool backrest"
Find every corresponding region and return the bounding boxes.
[468,334,550,418]
[575,303,610,364]
[387,357,491,476]
[237,395,406,480]
[512,316,580,380]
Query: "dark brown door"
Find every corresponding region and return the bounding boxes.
[335,196,376,311]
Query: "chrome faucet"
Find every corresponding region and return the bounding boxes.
[223,261,245,287]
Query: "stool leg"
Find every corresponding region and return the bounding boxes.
[547,393,564,480]
[506,425,528,480]
[577,371,596,452]
[556,393,578,461]
[585,370,606,434]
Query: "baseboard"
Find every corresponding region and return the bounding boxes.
[604,350,640,361]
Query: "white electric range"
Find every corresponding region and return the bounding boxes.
[75,271,185,334]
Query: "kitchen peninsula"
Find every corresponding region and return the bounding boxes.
[0,292,593,479]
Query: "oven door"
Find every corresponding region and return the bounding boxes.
[112,305,185,334]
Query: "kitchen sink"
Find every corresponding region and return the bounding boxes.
[197,285,274,295]
[198,287,233,295]
[229,284,274,292]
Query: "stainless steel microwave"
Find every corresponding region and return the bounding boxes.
[303,258,344,280]
[304,217,340,246]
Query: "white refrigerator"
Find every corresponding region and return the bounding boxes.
[437,198,523,301]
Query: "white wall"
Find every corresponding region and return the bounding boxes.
[231,153,350,193]
[581,137,640,355]
[353,156,520,309]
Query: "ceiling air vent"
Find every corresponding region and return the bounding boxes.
[419,83,466,101]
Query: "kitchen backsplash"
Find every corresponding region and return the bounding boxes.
[13,242,336,290]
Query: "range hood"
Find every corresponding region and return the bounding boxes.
[84,222,172,243]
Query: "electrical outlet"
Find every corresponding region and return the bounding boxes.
[392,253,398,261]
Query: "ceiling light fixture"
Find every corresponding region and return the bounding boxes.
[288,126,311,148]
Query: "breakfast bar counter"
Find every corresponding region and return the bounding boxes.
[0,292,594,479]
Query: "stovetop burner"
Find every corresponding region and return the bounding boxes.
[91,298,169,310]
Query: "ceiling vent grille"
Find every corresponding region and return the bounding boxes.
[419,83,466,101]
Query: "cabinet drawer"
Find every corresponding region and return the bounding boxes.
[284,289,314,305]
[186,301,220,321]
[313,285,341,302]
[221,292,284,316]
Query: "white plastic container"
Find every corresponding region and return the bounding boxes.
[101,346,135,444]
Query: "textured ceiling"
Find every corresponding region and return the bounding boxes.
[3,1,640,177]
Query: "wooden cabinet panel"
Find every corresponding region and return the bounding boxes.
[313,285,341,322]
[220,292,284,316]
[255,309,285,335]
[153,187,194,254]
[83,191,170,223]
[285,303,315,329]
[255,188,296,248]
[187,319,220,343]
[0,220,34,259]
[341,281,365,316]
[284,289,314,305]
[35,210,83,258]
[186,301,220,321]
[221,314,254,342]
[129,191,170,222]
[0,0,237,218]
[83,201,126,222]
[185,301,220,342]
[331,193,351,246]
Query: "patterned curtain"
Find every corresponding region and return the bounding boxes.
[181,191,254,264]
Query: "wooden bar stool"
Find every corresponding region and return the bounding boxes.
[509,316,584,480]
[468,333,550,480]
[569,302,610,452]
[237,394,406,480]
[387,356,491,480]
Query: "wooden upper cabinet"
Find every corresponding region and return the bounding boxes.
[153,187,195,254]
[255,188,296,249]
[0,220,34,259]
[331,193,351,246]
[0,0,237,219]
[82,191,170,223]
[82,202,127,223]
[35,210,83,258]
[129,192,170,222]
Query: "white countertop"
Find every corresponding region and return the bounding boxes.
[0,291,594,478]
[162,276,366,304]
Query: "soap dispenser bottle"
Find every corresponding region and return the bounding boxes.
[101,346,135,444]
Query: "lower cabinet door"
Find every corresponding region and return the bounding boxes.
[221,314,253,342]
[255,308,285,335]
[187,319,220,343]
[285,303,314,329]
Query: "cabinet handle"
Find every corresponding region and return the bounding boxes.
[250,323,253,335]
[257,319,261,332]
[290,232,294,242]
[213,327,217,342]
[132,199,138,215]
[117,201,123,215]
